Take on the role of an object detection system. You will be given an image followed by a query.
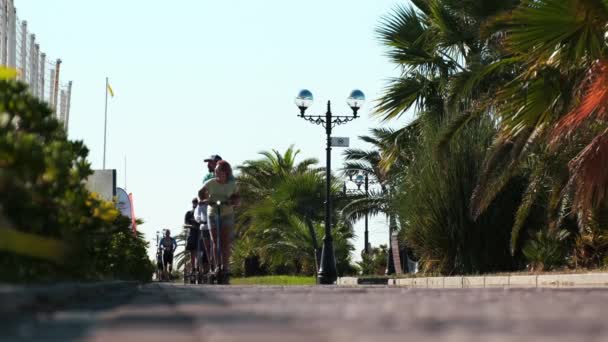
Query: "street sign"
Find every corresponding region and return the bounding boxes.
[331,137,350,147]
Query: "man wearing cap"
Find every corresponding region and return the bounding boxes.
[203,154,222,184]
[196,154,222,274]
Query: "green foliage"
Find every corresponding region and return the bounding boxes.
[523,230,570,272]
[398,117,523,274]
[357,245,388,276]
[372,0,608,275]
[571,214,608,269]
[0,80,152,283]
[96,230,155,282]
[233,147,355,276]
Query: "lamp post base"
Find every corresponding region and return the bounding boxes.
[317,236,338,285]
[386,245,396,276]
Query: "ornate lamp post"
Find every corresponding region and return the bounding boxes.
[295,89,365,284]
[344,174,396,275]
[343,172,378,255]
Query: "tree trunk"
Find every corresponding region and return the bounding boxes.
[305,217,320,282]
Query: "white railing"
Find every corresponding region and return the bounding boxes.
[0,0,73,132]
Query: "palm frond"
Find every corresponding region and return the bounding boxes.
[470,127,543,218]
[376,4,446,73]
[374,74,439,122]
[503,0,606,68]
[341,192,389,224]
[551,60,608,143]
[493,67,566,137]
[567,128,608,220]
[341,162,375,176]
[511,172,544,255]
[428,0,473,52]
[447,57,521,111]
[410,0,432,15]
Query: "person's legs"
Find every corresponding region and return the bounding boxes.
[167,252,174,279]
[209,219,219,272]
[162,252,170,280]
[186,231,198,275]
[201,230,211,273]
[156,252,163,280]
[220,225,232,273]
[190,251,196,274]
[219,215,234,274]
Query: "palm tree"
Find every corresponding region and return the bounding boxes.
[341,129,398,220]
[237,145,320,201]
[373,0,528,274]
[485,0,608,221]
[341,131,392,248]
[173,228,188,271]
[341,128,412,273]
[430,0,608,260]
[234,146,354,276]
[240,171,352,275]
[375,1,519,124]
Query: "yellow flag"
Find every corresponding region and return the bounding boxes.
[107,83,115,97]
[0,66,18,80]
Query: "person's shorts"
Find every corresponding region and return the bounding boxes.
[200,228,211,240]
[163,251,174,265]
[197,228,211,262]
[208,214,234,231]
[186,229,200,251]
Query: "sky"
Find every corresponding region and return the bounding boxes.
[17,0,414,261]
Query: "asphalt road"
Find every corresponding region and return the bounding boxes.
[4,283,608,341]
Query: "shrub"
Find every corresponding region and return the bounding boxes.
[398,118,523,275]
[523,229,570,272]
[356,245,388,276]
[0,79,152,283]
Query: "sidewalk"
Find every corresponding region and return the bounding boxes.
[338,272,608,288]
[0,281,139,315]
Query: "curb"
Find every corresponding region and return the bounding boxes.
[0,281,139,315]
[338,273,608,289]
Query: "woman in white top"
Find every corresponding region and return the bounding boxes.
[194,201,211,274]
[198,160,240,279]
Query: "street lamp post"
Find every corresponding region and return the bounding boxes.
[386,221,396,275]
[295,89,365,285]
[343,172,373,255]
[345,174,396,275]
[385,189,396,276]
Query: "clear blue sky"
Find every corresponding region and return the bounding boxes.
[17,0,412,261]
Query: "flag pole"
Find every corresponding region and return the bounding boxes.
[124,155,127,190]
[103,77,108,169]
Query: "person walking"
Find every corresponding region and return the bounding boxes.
[158,230,177,280]
[184,198,201,278]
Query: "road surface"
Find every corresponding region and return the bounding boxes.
[4,283,608,341]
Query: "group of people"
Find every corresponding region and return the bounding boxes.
[157,154,240,284]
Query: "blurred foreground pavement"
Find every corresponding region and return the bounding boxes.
[3,283,608,341]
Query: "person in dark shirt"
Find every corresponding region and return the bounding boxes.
[185,198,201,276]
[158,230,177,278]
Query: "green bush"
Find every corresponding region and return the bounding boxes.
[0,79,152,283]
[356,245,388,276]
[398,118,523,275]
[523,229,570,271]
